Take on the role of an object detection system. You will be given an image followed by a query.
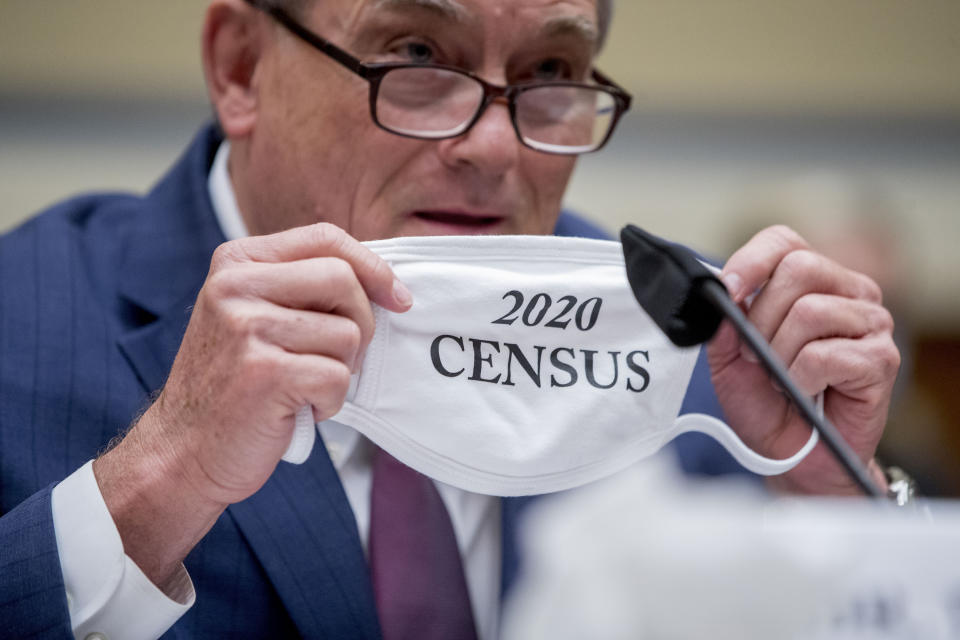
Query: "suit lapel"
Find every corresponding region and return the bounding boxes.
[115,124,379,638]
[115,127,222,391]
[229,439,381,639]
[116,290,195,393]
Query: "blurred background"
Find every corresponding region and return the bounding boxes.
[1,1,958,492]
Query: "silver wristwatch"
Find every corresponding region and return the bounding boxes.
[884,465,917,507]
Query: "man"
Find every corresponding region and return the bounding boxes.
[0,0,899,638]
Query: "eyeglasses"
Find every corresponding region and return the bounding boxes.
[245,0,632,155]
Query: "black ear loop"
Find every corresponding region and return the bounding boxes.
[620,224,884,498]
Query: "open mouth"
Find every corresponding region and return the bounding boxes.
[412,210,505,232]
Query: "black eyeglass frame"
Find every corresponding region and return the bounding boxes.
[246,0,633,154]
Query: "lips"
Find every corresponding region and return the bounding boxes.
[411,210,506,234]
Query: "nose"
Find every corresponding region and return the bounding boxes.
[436,99,520,178]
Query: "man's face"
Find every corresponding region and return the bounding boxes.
[238,0,600,240]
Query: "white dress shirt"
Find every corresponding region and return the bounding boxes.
[50,142,501,640]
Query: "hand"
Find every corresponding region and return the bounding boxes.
[706,225,900,496]
[93,223,412,588]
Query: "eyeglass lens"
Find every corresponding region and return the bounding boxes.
[374,67,616,152]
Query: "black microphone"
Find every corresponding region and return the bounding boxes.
[620,224,884,498]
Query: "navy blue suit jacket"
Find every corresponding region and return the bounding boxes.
[0,125,741,638]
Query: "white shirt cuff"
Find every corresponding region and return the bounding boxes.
[51,460,195,639]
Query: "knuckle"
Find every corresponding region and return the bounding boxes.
[226,310,257,340]
[790,294,824,327]
[220,304,245,333]
[321,258,362,296]
[796,341,829,373]
[342,321,363,353]
[762,224,808,252]
[871,305,895,334]
[857,384,889,410]
[366,252,394,285]
[242,345,282,382]
[210,243,231,269]
[241,309,271,339]
[204,269,242,302]
[356,300,376,331]
[310,222,347,252]
[213,298,268,340]
[311,362,352,418]
[862,341,900,393]
[877,339,902,377]
[322,256,354,283]
[778,249,821,282]
[211,240,244,270]
[328,361,353,392]
[857,273,884,304]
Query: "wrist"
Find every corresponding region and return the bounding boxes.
[93,410,226,589]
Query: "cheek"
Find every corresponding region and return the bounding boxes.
[522,154,577,231]
[267,77,384,228]
[340,134,429,240]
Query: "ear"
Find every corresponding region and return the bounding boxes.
[202,0,267,139]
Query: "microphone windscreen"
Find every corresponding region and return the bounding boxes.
[620,224,726,347]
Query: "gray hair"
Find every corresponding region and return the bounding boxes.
[597,0,612,49]
[262,0,614,49]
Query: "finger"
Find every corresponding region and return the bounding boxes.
[210,259,376,366]
[229,257,375,327]
[768,294,894,368]
[720,225,811,303]
[706,317,742,373]
[258,307,364,371]
[216,223,412,312]
[746,250,883,343]
[787,333,901,400]
[272,350,354,422]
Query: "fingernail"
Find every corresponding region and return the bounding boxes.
[721,272,744,302]
[392,279,413,308]
[739,344,759,364]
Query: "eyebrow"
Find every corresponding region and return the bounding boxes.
[368,0,598,49]
[371,0,472,23]
[539,14,599,48]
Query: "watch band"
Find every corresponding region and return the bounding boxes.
[883,465,917,507]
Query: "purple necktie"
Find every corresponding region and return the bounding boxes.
[369,447,479,640]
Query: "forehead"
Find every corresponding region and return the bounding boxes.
[325,0,600,47]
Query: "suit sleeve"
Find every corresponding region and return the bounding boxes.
[51,461,194,640]
[0,484,74,639]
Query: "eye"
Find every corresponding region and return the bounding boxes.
[400,41,435,64]
[531,58,572,82]
[380,34,464,67]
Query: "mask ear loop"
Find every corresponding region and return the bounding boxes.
[668,394,823,476]
[282,405,317,464]
[282,308,376,465]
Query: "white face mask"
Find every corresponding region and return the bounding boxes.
[283,235,817,496]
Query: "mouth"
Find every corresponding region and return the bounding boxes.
[410,210,507,235]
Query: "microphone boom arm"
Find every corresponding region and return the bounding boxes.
[620,224,884,498]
